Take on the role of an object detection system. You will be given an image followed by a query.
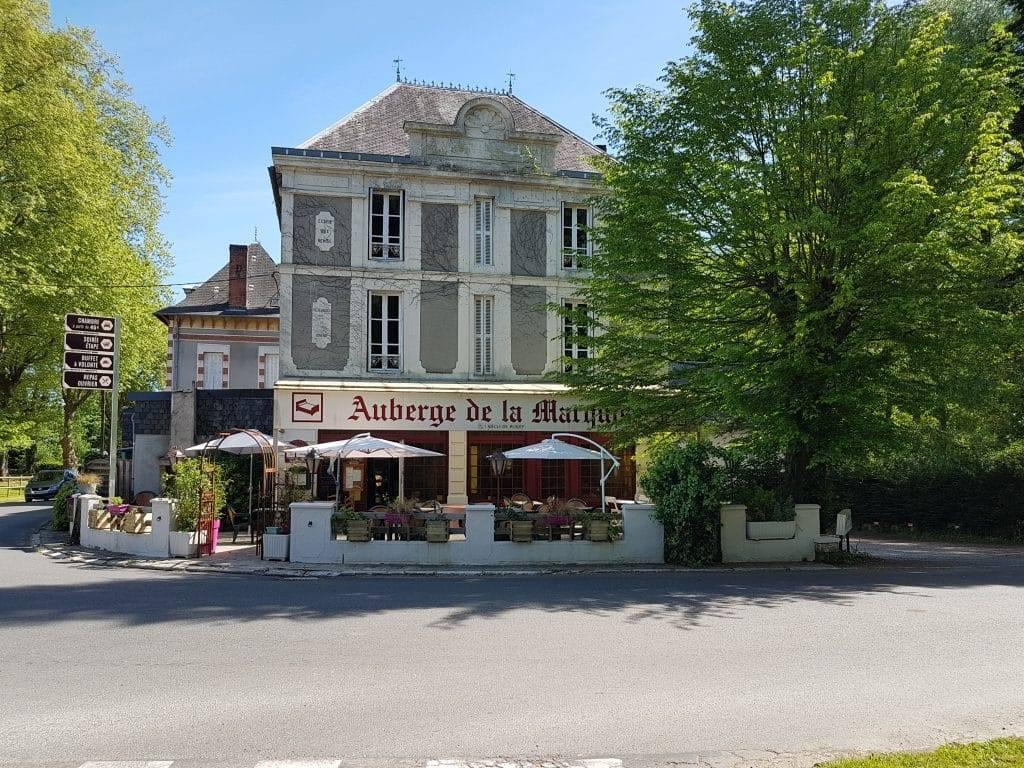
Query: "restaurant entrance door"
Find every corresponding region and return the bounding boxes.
[367,457,398,507]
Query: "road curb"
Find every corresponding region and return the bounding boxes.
[34,541,838,579]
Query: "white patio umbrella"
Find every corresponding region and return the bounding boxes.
[184,431,290,518]
[284,433,443,503]
[501,433,621,515]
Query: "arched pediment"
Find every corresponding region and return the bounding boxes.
[454,98,516,138]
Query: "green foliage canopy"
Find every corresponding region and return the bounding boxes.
[0,0,171,464]
[567,0,1024,496]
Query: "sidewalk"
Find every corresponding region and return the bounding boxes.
[33,531,835,579]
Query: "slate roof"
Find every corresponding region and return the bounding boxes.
[298,82,605,174]
[158,242,279,318]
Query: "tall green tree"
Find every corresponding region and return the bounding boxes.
[0,0,170,466]
[565,0,1023,498]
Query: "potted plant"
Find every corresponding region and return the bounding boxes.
[584,511,613,542]
[345,514,372,542]
[77,473,100,494]
[165,458,224,557]
[105,497,129,530]
[507,505,534,543]
[331,504,358,540]
[421,505,450,543]
[88,500,112,530]
[121,505,149,534]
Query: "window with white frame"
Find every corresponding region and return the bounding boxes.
[261,350,279,388]
[369,189,403,260]
[201,352,225,389]
[368,292,402,371]
[562,203,591,269]
[473,295,494,375]
[563,300,590,372]
[473,197,493,265]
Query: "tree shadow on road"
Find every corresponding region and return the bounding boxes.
[0,557,1021,631]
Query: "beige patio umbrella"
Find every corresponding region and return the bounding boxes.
[284,433,443,503]
[501,433,620,515]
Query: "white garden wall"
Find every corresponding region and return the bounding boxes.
[76,494,174,558]
[289,501,664,565]
[720,503,836,562]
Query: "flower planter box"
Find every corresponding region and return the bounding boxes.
[89,507,112,530]
[586,520,611,542]
[346,519,372,542]
[263,533,289,561]
[424,519,450,543]
[169,530,206,558]
[121,509,149,534]
[746,520,797,541]
[510,520,534,543]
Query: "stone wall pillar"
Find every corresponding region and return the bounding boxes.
[447,430,468,504]
[169,389,196,450]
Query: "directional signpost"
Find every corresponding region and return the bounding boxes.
[63,314,121,498]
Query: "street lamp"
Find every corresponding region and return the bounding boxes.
[487,451,508,506]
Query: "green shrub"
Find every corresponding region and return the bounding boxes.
[51,483,75,531]
[641,440,728,565]
[165,458,226,531]
[732,483,794,522]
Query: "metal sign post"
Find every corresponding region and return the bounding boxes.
[63,314,120,498]
[107,317,120,499]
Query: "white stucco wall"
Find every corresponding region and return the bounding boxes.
[720,503,829,563]
[289,501,664,565]
[77,495,174,559]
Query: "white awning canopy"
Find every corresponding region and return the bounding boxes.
[183,431,283,456]
[283,433,443,459]
[498,433,621,515]
[502,438,609,462]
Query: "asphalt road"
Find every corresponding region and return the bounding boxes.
[1,500,1022,766]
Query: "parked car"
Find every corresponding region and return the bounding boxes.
[24,469,78,502]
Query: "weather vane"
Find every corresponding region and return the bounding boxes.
[394,57,403,82]
[506,71,516,93]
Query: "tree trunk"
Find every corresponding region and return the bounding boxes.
[60,390,92,468]
[61,401,76,469]
[785,444,814,503]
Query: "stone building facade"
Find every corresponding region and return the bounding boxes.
[123,243,280,496]
[271,81,636,507]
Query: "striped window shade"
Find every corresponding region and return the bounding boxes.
[473,295,493,375]
[202,352,225,389]
[473,198,493,265]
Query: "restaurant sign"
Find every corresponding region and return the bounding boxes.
[279,390,622,432]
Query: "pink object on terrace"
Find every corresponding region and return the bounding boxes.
[384,513,408,525]
[547,515,571,526]
[106,504,130,516]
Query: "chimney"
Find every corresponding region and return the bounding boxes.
[228,244,247,308]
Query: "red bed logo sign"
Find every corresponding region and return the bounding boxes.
[292,392,323,422]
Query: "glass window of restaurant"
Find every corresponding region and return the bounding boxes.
[313,430,448,509]
[466,431,636,504]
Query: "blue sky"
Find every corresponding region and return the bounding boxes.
[49,0,693,300]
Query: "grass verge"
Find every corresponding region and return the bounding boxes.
[0,487,26,501]
[820,738,1024,767]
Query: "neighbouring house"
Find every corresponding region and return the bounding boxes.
[269,79,637,507]
[122,243,280,497]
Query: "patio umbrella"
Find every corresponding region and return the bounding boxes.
[184,431,291,519]
[284,433,443,503]
[501,433,621,515]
